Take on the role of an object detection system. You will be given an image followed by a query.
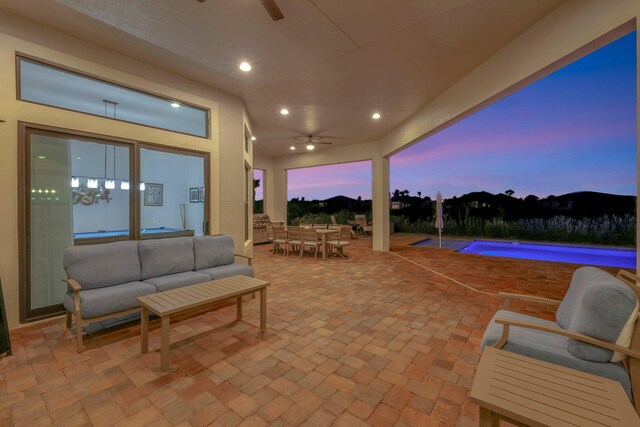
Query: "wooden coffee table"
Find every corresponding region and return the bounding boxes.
[470,347,639,427]
[138,275,269,371]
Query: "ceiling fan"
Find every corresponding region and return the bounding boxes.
[290,135,333,151]
[196,0,284,21]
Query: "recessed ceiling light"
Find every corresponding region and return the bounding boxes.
[251,136,256,141]
[280,108,289,116]
[76,157,82,160]
[37,155,46,159]
[372,112,381,120]
[306,144,315,151]
[290,146,296,150]
[171,102,181,108]
[239,62,252,72]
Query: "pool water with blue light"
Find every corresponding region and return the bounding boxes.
[413,239,636,268]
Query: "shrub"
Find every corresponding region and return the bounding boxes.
[391,214,635,246]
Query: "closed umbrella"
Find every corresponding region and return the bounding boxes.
[435,191,444,248]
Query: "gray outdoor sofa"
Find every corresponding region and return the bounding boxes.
[62,235,253,352]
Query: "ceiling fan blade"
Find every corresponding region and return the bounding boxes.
[260,0,284,21]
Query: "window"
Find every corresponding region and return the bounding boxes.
[18,56,209,137]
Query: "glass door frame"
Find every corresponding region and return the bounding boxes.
[18,122,211,322]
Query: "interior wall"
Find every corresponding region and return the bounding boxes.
[0,11,249,328]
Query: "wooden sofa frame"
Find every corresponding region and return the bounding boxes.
[63,254,252,353]
[492,269,640,416]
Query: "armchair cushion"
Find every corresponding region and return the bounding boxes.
[482,310,631,397]
[556,267,638,363]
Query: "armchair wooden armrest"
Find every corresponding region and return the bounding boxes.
[617,270,639,286]
[234,254,253,266]
[498,292,561,310]
[493,317,640,360]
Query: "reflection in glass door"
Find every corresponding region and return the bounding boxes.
[139,148,206,237]
[25,130,131,319]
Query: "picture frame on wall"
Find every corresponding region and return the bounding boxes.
[144,183,163,206]
[189,187,199,203]
[199,187,205,203]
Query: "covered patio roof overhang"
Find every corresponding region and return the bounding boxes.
[254,0,639,259]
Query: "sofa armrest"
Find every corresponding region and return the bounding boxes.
[61,278,82,316]
[492,317,640,360]
[61,278,82,292]
[234,254,253,266]
[499,292,562,310]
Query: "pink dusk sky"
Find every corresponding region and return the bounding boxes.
[255,32,636,202]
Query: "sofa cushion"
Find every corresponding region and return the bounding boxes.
[197,263,254,281]
[193,235,235,270]
[556,267,638,362]
[64,241,141,290]
[139,237,195,280]
[482,310,632,397]
[144,271,211,293]
[63,281,155,319]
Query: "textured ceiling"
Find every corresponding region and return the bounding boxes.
[0,0,564,156]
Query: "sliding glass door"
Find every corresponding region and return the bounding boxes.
[21,127,209,322]
[25,129,132,319]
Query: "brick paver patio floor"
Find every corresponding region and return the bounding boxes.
[0,233,619,426]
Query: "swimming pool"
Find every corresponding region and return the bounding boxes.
[458,240,636,268]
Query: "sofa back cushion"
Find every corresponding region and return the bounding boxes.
[64,241,141,290]
[139,237,195,280]
[556,266,638,362]
[194,235,235,270]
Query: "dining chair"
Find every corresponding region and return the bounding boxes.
[301,227,321,259]
[272,224,287,255]
[286,226,304,257]
[327,225,351,258]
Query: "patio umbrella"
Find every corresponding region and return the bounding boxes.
[435,191,444,248]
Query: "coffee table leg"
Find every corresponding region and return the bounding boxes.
[141,306,149,354]
[160,316,170,372]
[236,296,243,321]
[260,288,267,330]
[479,407,499,427]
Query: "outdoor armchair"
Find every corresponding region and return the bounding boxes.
[481,267,640,414]
[354,214,372,234]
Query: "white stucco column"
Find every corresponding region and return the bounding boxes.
[372,153,390,252]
